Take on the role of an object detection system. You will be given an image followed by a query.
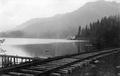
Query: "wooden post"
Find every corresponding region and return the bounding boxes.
[14,57,15,65]
[0,55,33,68]
[21,58,23,63]
[2,56,3,68]
[4,56,6,67]
[28,59,30,62]
[10,57,12,66]
[7,57,9,66]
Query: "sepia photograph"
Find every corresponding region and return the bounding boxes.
[0,0,120,76]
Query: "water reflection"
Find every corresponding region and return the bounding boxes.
[75,42,87,53]
[0,38,88,58]
[14,43,78,58]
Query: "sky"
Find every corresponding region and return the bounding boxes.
[0,0,120,32]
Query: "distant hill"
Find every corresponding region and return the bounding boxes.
[1,0,120,38]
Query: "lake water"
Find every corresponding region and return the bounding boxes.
[0,38,88,58]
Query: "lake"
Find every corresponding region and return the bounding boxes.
[0,38,119,76]
[0,38,88,58]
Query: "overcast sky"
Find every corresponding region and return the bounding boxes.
[0,0,120,32]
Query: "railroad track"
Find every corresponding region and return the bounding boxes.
[0,48,120,76]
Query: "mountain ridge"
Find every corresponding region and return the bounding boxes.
[1,0,120,38]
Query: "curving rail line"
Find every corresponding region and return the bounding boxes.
[0,48,120,76]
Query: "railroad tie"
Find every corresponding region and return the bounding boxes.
[0,74,11,76]
[8,72,34,76]
[19,69,42,75]
[50,73,61,76]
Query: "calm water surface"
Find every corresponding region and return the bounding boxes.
[0,38,120,76]
[0,38,87,58]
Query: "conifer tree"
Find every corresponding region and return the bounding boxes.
[78,16,120,49]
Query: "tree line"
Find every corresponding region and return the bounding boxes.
[76,15,120,50]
